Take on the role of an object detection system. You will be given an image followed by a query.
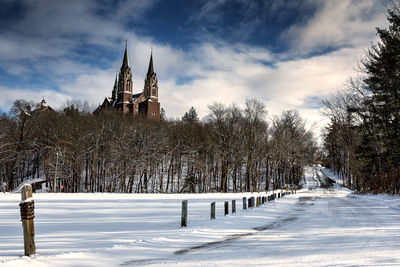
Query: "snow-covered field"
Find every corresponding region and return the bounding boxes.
[1,166,400,266]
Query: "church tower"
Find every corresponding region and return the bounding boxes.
[139,52,160,119]
[144,52,158,101]
[116,44,133,113]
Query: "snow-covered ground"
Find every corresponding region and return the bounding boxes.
[320,166,345,185]
[1,166,400,266]
[320,166,400,210]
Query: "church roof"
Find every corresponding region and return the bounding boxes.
[132,93,142,99]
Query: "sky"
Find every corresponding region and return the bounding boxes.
[0,0,390,139]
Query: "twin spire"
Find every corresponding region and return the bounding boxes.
[112,43,156,101]
[119,43,155,75]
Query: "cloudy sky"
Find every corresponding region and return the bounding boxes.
[0,0,390,138]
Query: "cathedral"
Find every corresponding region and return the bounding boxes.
[97,45,160,119]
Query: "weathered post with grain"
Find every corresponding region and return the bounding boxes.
[19,185,36,256]
[210,202,216,220]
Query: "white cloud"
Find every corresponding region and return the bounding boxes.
[0,0,389,142]
[282,0,387,54]
[58,69,115,103]
[0,36,377,140]
[0,86,69,112]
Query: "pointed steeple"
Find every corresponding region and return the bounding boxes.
[147,51,154,76]
[144,50,158,100]
[112,73,118,101]
[121,42,130,71]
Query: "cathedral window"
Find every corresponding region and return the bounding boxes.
[126,79,131,91]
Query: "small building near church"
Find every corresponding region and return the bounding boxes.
[31,99,55,114]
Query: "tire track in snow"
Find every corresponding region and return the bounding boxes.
[173,216,298,255]
[120,216,300,266]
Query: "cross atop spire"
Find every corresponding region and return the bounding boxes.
[121,42,130,71]
[147,50,154,76]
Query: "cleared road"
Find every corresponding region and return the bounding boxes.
[153,166,400,266]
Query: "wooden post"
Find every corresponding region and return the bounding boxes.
[224,201,229,216]
[243,197,247,210]
[210,202,215,220]
[232,200,236,214]
[181,200,188,227]
[20,185,36,256]
[248,197,255,208]
[256,197,259,207]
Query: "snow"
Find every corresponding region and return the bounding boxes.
[20,197,33,203]
[320,166,344,185]
[349,193,400,211]
[1,166,400,266]
[12,178,46,193]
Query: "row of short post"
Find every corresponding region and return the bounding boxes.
[180,189,297,227]
[16,184,296,256]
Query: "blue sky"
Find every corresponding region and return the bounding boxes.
[0,0,390,137]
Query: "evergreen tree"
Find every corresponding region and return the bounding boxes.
[182,107,199,124]
[160,108,166,121]
[346,2,400,193]
[323,2,400,193]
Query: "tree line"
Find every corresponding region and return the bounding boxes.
[0,98,316,193]
[322,2,400,194]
